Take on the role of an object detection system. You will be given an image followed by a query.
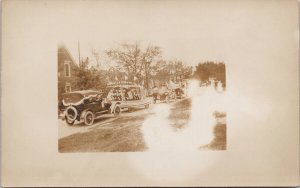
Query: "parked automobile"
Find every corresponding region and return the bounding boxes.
[59,90,120,126]
[151,85,172,103]
[104,82,152,111]
[173,87,185,99]
[150,83,186,103]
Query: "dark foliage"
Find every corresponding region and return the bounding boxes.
[193,62,226,87]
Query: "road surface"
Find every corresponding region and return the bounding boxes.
[58,98,226,152]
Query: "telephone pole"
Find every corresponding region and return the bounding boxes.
[78,41,81,64]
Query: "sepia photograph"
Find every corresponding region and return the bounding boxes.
[58,42,227,152]
[2,0,299,186]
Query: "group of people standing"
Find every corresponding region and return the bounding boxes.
[107,88,141,101]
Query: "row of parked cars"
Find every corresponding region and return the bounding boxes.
[58,82,185,126]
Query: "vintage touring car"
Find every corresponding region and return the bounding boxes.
[59,90,121,126]
[169,83,185,99]
[151,85,171,103]
[104,82,152,111]
[150,83,185,103]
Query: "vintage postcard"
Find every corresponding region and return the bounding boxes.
[1,0,299,187]
[58,43,226,152]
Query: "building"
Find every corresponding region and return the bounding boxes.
[57,45,77,101]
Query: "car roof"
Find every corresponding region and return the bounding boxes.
[64,90,101,97]
[107,85,143,89]
[107,81,143,89]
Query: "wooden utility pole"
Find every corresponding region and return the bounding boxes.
[78,41,81,64]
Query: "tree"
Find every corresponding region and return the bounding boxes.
[152,60,193,86]
[193,61,226,87]
[141,44,162,89]
[106,42,162,89]
[106,42,142,80]
[73,57,108,91]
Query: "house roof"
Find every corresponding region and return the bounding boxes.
[58,44,77,65]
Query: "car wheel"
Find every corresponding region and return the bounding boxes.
[114,105,121,116]
[65,116,75,125]
[65,106,77,126]
[84,111,95,126]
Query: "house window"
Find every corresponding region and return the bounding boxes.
[64,62,71,77]
[65,83,71,93]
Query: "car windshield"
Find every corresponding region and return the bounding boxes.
[62,93,84,104]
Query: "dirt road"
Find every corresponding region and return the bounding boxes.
[58,98,226,152]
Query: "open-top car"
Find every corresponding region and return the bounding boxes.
[59,90,121,126]
[104,82,152,112]
[151,85,171,103]
[168,82,185,99]
[150,83,185,103]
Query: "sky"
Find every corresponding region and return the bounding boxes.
[58,0,296,71]
[64,39,226,69]
[59,0,246,67]
[57,0,298,93]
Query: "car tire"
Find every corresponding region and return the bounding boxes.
[65,116,75,126]
[114,105,121,116]
[65,106,77,126]
[84,111,95,126]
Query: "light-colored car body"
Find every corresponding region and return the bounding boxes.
[105,82,152,111]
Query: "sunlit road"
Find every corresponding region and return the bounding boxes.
[58,98,226,152]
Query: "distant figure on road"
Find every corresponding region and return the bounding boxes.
[217,81,223,93]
